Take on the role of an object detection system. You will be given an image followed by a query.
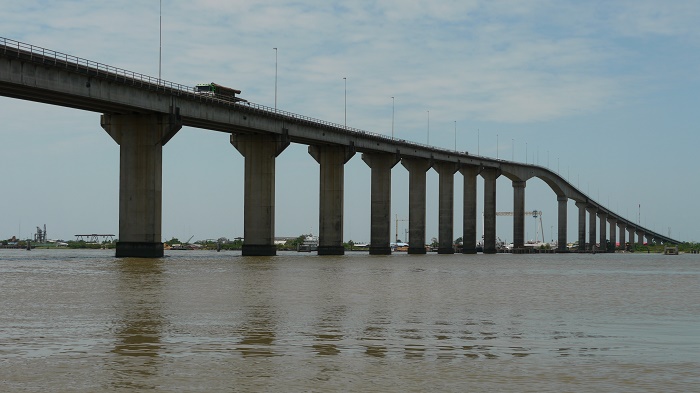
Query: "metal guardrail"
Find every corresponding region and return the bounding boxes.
[0,37,678,243]
[0,36,464,158]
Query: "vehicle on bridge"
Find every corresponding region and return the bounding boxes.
[195,83,246,102]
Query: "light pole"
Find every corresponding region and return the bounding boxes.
[391,96,395,139]
[454,120,457,150]
[477,129,480,156]
[512,138,514,161]
[343,77,347,129]
[496,134,499,159]
[273,47,278,111]
[427,110,430,145]
[159,0,162,80]
[525,142,528,164]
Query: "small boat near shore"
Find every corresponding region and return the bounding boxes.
[297,235,318,252]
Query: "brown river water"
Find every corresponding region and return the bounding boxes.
[1,249,698,392]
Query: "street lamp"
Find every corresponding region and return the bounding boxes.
[427,110,430,145]
[273,47,277,111]
[343,77,347,129]
[454,120,457,150]
[497,134,499,159]
[159,0,162,80]
[391,96,395,139]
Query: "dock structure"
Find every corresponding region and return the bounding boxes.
[75,234,115,243]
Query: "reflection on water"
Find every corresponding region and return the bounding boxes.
[109,258,165,390]
[235,258,278,357]
[111,258,165,357]
[0,249,699,391]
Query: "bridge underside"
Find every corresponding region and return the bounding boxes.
[0,38,680,256]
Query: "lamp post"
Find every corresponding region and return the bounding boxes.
[496,133,499,159]
[391,96,395,139]
[159,0,162,80]
[454,120,457,150]
[427,110,430,145]
[273,47,278,111]
[512,138,514,161]
[343,77,347,129]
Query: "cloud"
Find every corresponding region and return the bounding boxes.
[2,0,699,240]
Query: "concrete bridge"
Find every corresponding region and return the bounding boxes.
[0,37,679,257]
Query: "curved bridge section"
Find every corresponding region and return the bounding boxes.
[0,37,679,256]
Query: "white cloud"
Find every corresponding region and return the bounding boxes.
[1,0,699,240]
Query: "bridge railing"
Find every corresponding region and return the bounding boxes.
[1,36,470,160]
[0,37,679,244]
[0,37,195,94]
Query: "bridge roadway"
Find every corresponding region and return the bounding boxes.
[0,37,679,257]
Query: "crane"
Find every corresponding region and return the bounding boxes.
[395,214,408,243]
[495,210,545,243]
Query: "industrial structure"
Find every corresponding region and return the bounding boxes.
[33,224,47,243]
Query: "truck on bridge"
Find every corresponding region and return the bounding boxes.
[195,83,246,102]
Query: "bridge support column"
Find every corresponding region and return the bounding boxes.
[512,181,526,249]
[628,227,636,249]
[587,207,597,251]
[435,162,459,254]
[309,145,355,255]
[362,153,400,255]
[608,217,617,252]
[598,211,608,252]
[575,202,587,252]
[231,133,289,256]
[481,168,499,254]
[557,196,568,252]
[460,166,479,254]
[101,111,181,258]
[637,230,644,246]
[618,222,626,250]
[402,158,432,254]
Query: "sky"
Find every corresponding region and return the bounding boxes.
[1,0,699,244]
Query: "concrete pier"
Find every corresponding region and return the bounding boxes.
[513,181,526,249]
[362,153,400,255]
[101,111,181,258]
[575,202,587,251]
[402,158,432,254]
[628,227,636,247]
[587,206,597,251]
[481,168,499,254]
[460,166,479,254]
[309,145,355,255]
[231,133,289,256]
[434,162,459,254]
[637,230,644,246]
[608,217,617,252]
[0,38,681,257]
[598,211,608,251]
[618,222,626,250]
[557,196,568,252]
